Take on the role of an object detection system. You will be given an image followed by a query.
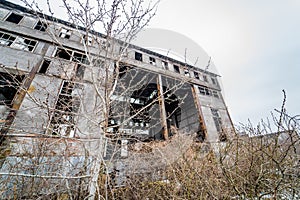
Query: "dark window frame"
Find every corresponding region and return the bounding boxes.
[173,65,180,73]
[0,32,16,46]
[0,72,24,107]
[135,52,143,61]
[5,13,23,24]
[38,59,51,74]
[184,68,190,77]
[149,57,156,65]
[194,71,199,79]
[0,31,37,52]
[162,61,168,70]
[55,47,72,60]
[198,86,212,96]
[49,80,82,137]
[34,21,47,32]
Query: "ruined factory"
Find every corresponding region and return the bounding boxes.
[0,0,234,194]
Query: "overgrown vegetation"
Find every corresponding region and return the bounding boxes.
[101,92,299,199]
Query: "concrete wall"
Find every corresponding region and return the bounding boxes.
[12,75,61,134]
[0,1,234,145]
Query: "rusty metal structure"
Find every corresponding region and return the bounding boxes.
[0,0,234,195]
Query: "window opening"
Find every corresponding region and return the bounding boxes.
[55,48,72,60]
[212,90,219,98]
[117,65,132,78]
[6,13,23,24]
[50,81,82,137]
[109,83,181,140]
[198,86,211,96]
[59,28,71,39]
[0,32,16,46]
[0,32,36,52]
[211,77,218,86]
[194,71,199,79]
[83,35,93,46]
[211,108,222,132]
[198,86,206,95]
[203,75,208,82]
[34,21,47,32]
[76,64,85,79]
[173,65,180,73]
[162,61,168,70]
[12,37,37,52]
[72,52,89,64]
[39,59,51,74]
[184,68,190,77]
[149,57,156,65]
[135,52,143,61]
[0,72,24,107]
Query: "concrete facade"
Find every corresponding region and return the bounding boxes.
[0,0,234,193]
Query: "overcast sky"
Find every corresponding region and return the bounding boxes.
[146,0,300,126]
[8,0,300,127]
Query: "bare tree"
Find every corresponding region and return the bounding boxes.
[105,105,299,199]
[0,0,175,199]
[0,0,208,199]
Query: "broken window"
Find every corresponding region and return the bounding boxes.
[0,72,24,107]
[211,108,222,132]
[55,47,89,65]
[162,61,168,70]
[198,86,206,95]
[55,47,72,60]
[72,52,89,64]
[50,80,82,137]
[75,64,85,79]
[198,86,211,96]
[34,21,47,32]
[173,65,180,73]
[149,57,156,65]
[59,28,71,39]
[184,68,190,77]
[0,31,36,52]
[135,52,143,61]
[127,84,159,127]
[11,37,37,52]
[38,59,51,74]
[5,13,23,24]
[0,32,16,46]
[118,65,132,78]
[194,71,199,80]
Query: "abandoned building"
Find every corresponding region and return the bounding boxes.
[0,0,234,196]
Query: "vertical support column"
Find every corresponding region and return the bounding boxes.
[0,44,50,145]
[191,85,207,138]
[157,74,168,140]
